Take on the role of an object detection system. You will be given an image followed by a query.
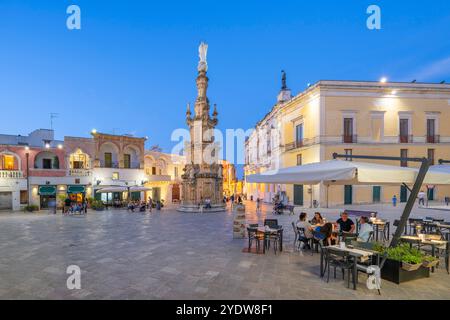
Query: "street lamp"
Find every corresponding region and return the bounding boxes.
[25,146,30,206]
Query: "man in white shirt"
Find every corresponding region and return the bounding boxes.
[418,190,426,206]
[296,212,314,239]
[357,217,374,242]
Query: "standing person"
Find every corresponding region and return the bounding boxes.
[418,190,426,206]
[256,197,261,213]
[148,196,152,213]
[445,196,450,206]
[230,194,235,203]
[64,197,71,215]
[238,195,242,204]
[392,195,397,207]
[83,198,88,214]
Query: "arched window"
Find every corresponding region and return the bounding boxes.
[34,151,60,169]
[69,149,90,169]
[0,154,18,170]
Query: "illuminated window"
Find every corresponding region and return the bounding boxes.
[2,155,16,170]
[112,172,119,180]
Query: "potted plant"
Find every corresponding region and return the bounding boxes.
[381,244,430,284]
[24,205,39,212]
[422,255,439,269]
[401,253,423,271]
[91,200,105,211]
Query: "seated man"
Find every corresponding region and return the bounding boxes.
[336,212,355,234]
[204,198,212,209]
[357,216,374,242]
[296,212,313,249]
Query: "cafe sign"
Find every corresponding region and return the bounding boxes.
[67,185,86,194]
[38,185,57,196]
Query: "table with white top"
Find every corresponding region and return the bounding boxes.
[320,244,374,290]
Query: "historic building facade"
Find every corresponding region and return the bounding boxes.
[144,150,185,204]
[245,79,450,207]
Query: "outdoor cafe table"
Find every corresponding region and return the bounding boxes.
[256,226,284,253]
[370,219,390,242]
[320,245,374,290]
[437,223,450,241]
[400,235,449,273]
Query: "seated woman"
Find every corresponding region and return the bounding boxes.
[315,223,337,246]
[311,212,324,225]
[357,216,374,242]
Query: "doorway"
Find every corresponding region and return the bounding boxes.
[152,187,161,202]
[293,185,303,206]
[344,185,353,205]
[400,186,408,203]
[373,186,381,203]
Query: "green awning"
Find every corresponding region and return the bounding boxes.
[38,185,56,196]
[67,185,86,194]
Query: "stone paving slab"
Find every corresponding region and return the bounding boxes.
[0,202,449,300]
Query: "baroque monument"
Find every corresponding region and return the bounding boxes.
[178,42,226,212]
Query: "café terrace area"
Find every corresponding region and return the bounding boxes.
[0,201,449,300]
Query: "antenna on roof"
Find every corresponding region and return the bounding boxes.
[50,113,59,130]
[440,80,446,84]
[411,80,417,83]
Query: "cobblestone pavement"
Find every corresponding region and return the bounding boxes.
[0,202,449,300]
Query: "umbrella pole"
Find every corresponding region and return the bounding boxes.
[326,184,329,208]
[391,158,430,247]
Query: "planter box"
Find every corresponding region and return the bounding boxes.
[381,259,430,284]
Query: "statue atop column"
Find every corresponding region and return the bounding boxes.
[178,42,225,213]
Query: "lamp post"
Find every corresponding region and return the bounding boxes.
[25,147,30,206]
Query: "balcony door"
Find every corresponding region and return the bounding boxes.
[343,118,354,143]
[104,153,112,168]
[399,119,409,143]
[427,119,436,143]
[295,124,303,148]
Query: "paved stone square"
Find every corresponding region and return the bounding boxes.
[0,202,449,300]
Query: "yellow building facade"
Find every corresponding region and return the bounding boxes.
[245,80,450,207]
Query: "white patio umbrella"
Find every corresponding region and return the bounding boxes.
[424,165,450,185]
[246,160,420,185]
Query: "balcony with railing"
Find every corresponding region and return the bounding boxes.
[285,140,305,152]
[68,168,92,176]
[342,135,358,144]
[0,170,23,179]
[99,161,119,168]
[399,135,413,143]
[426,135,440,144]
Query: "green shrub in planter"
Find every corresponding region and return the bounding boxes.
[24,205,39,212]
[91,200,105,211]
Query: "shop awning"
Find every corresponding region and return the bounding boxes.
[38,185,57,195]
[96,186,128,193]
[129,186,152,192]
[67,185,86,194]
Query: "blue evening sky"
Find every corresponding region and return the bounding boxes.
[1,0,449,178]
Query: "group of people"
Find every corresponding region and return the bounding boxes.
[63,197,88,215]
[127,197,162,213]
[223,194,243,205]
[296,211,373,247]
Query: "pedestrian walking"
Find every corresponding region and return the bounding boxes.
[392,195,397,207]
[418,190,426,206]
[256,197,261,213]
[148,196,152,212]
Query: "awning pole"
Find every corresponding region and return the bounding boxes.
[391,158,430,247]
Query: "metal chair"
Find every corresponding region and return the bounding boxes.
[291,222,299,251]
[247,227,263,253]
[324,248,356,289]
[297,227,312,253]
[264,219,279,229]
